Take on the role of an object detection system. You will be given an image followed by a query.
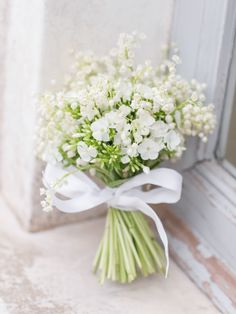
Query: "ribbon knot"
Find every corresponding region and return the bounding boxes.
[43,163,182,277]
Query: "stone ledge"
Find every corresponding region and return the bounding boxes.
[0,196,219,314]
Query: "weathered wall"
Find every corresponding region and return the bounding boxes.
[0,0,174,230]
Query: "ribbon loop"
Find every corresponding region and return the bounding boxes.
[43,163,182,277]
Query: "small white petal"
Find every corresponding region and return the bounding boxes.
[121,155,130,164]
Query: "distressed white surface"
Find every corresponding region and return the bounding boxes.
[169,235,236,314]
[170,0,236,168]
[173,160,236,274]
[0,0,173,229]
[0,196,219,314]
[0,0,45,228]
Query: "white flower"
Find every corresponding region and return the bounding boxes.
[174,111,181,128]
[140,100,152,110]
[115,122,131,133]
[38,32,215,178]
[137,109,155,127]
[77,141,97,162]
[105,111,119,127]
[131,99,139,110]
[138,138,164,160]
[114,123,131,145]
[115,81,132,101]
[71,101,78,109]
[126,143,138,157]
[62,143,71,152]
[67,150,76,158]
[165,114,173,124]
[121,155,130,164]
[133,131,143,144]
[131,111,155,141]
[41,189,53,212]
[91,118,110,142]
[151,121,169,138]
[164,130,181,150]
[142,165,150,174]
[118,105,131,117]
[172,55,181,64]
[80,103,98,120]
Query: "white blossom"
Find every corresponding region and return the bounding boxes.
[91,118,110,142]
[121,155,130,164]
[126,143,138,157]
[164,130,181,151]
[151,121,169,138]
[37,31,215,185]
[77,141,97,162]
[142,165,150,174]
[138,138,164,160]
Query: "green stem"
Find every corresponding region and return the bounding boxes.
[131,212,165,271]
[93,207,166,283]
[116,210,137,281]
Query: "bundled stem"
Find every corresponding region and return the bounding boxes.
[93,207,166,284]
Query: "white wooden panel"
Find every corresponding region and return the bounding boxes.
[170,0,236,168]
[217,31,236,161]
[172,160,236,274]
[197,0,236,159]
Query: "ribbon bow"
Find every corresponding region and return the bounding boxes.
[43,163,182,276]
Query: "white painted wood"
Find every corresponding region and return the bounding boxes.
[158,204,236,313]
[170,1,236,281]
[169,0,203,169]
[217,29,236,161]
[197,160,236,204]
[222,160,236,180]
[0,0,173,229]
[168,234,236,314]
[200,0,236,159]
[172,160,236,274]
[170,0,236,168]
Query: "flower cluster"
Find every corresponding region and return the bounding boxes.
[37,32,215,204]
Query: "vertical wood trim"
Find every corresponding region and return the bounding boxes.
[170,0,236,165]
[198,0,236,159]
[170,0,205,169]
[216,31,236,160]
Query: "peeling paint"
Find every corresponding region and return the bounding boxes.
[156,205,236,314]
[169,235,236,314]
[197,243,213,259]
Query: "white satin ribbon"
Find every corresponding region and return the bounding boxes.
[43,163,182,277]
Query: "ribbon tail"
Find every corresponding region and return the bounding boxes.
[113,195,169,278]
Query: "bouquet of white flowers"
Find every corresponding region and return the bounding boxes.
[38,33,215,284]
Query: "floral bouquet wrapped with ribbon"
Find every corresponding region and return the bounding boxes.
[37,33,215,283]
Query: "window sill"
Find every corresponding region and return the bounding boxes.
[155,159,236,313]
